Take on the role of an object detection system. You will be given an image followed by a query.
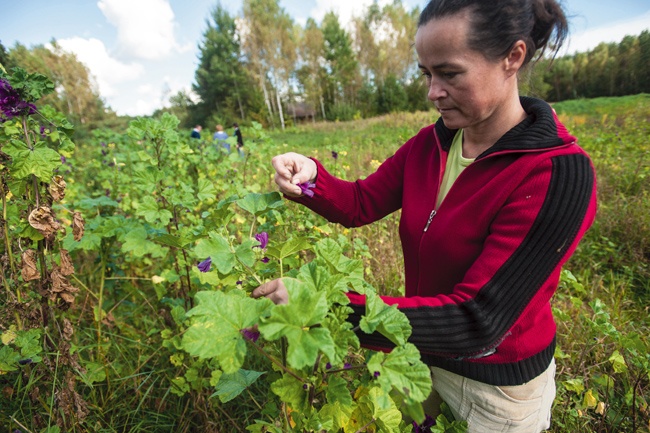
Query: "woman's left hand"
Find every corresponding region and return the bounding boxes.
[252,279,289,305]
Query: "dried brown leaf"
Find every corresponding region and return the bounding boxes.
[50,268,79,304]
[72,212,85,241]
[48,175,67,201]
[59,249,75,276]
[21,249,40,281]
[62,318,74,341]
[28,206,60,239]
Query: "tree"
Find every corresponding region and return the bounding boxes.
[296,18,327,121]
[321,12,360,116]
[0,40,11,70]
[242,0,297,129]
[353,1,419,86]
[193,4,258,127]
[7,41,112,136]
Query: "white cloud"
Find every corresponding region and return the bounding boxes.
[97,0,191,60]
[53,37,144,98]
[563,10,650,54]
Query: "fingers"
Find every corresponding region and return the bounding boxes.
[271,153,317,196]
[251,279,289,305]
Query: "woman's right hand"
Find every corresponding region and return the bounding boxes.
[271,152,317,197]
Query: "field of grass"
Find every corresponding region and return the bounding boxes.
[1,93,648,433]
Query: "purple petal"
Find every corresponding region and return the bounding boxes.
[240,327,260,342]
[197,257,212,272]
[254,232,268,249]
[298,182,316,198]
[261,257,270,263]
[331,151,338,159]
[344,363,351,370]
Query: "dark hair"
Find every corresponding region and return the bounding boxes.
[233,122,239,127]
[418,0,568,66]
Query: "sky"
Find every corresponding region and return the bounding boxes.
[1,0,649,117]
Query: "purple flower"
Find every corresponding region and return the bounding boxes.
[240,327,260,342]
[373,371,381,378]
[344,363,351,370]
[412,414,436,432]
[261,257,270,264]
[0,78,37,121]
[254,232,268,250]
[302,384,308,390]
[236,280,243,285]
[60,155,67,164]
[197,257,212,272]
[298,182,316,198]
[331,151,338,160]
[325,362,332,370]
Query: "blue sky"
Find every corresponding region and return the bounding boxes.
[2,0,649,116]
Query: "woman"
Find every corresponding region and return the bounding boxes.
[253,1,597,431]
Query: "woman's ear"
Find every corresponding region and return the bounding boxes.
[504,40,527,76]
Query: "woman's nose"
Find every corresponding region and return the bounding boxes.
[427,80,447,101]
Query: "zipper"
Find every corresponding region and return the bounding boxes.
[423,209,436,232]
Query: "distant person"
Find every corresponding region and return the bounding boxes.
[253,0,597,432]
[213,124,229,152]
[190,125,202,139]
[233,122,244,156]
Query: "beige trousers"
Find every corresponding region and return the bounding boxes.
[421,359,556,433]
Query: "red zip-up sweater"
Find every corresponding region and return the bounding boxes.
[291,97,597,386]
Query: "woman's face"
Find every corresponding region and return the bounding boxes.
[415,11,517,131]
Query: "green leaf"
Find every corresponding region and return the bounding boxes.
[3,139,61,180]
[270,374,309,414]
[325,375,353,407]
[136,196,173,225]
[182,291,272,374]
[0,345,21,373]
[197,178,217,201]
[170,376,189,396]
[152,234,189,249]
[315,238,364,279]
[121,227,164,258]
[609,350,628,373]
[235,239,257,268]
[194,234,235,274]
[266,236,313,261]
[360,386,403,432]
[236,192,283,216]
[366,343,432,403]
[299,262,350,306]
[212,369,265,403]
[563,378,585,394]
[320,401,354,432]
[360,291,411,346]
[259,278,336,369]
[84,362,107,384]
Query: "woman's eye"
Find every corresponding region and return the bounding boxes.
[442,72,458,79]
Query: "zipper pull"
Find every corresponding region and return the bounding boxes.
[423,209,437,232]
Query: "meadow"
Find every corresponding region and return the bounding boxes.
[1,70,648,433]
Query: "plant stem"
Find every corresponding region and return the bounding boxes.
[96,256,106,360]
[0,182,16,275]
[355,418,376,433]
[248,338,304,383]
[9,416,35,433]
